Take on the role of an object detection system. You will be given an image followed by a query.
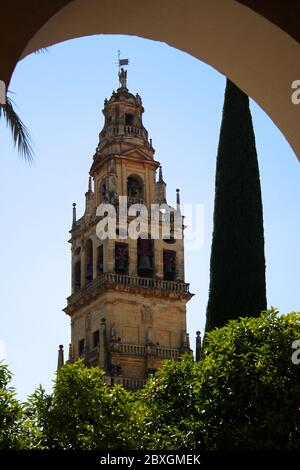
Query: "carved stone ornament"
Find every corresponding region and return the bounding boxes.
[141,305,153,324]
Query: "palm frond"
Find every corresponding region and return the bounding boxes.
[34,48,48,54]
[0,96,34,162]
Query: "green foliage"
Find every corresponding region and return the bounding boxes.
[197,309,300,449]
[25,359,139,450]
[0,362,32,449]
[141,309,300,450]
[138,354,201,449]
[206,79,266,331]
[1,311,299,450]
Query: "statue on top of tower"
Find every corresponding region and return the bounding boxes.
[118,68,127,88]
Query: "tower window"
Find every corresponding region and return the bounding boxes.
[163,250,176,281]
[115,243,129,274]
[127,175,144,201]
[100,180,107,203]
[138,238,153,277]
[125,113,134,126]
[74,261,81,291]
[85,239,93,282]
[93,330,100,347]
[78,339,85,356]
[97,245,104,273]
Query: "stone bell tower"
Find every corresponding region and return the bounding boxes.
[63,69,193,389]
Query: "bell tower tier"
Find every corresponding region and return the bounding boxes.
[63,71,194,390]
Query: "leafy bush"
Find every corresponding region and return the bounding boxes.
[140,309,300,450]
[0,363,29,449]
[1,309,299,450]
[25,359,140,449]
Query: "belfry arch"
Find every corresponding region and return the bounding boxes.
[1,0,300,161]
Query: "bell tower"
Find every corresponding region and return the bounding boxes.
[63,69,194,389]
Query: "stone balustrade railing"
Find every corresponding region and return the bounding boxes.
[68,273,190,304]
[122,377,147,390]
[103,125,147,139]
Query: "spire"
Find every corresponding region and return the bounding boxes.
[159,165,163,183]
[85,177,94,216]
[176,188,181,209]
[57,344,64,371]
[195,331,202,361]
[68,343,74,363]
[155,166,167,204]
[72,203,77,227]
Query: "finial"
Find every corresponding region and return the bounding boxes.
[176,188,181,207]
[68,343,74,363]
[159,165,163,183]
[150,138,153,147]
[57,344,64,371]
[88,176,92,192]
[72,203,77,226]
[195,331,202,361]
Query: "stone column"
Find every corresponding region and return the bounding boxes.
[99,318,108,371]
[153,238,163,278]
[129,238,137,275]
[92,238,97,279]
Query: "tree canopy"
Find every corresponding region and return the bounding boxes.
[1,309,299,450]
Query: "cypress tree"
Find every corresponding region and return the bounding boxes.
[205,79,267,332]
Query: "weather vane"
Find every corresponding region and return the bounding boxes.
[117,50,129,88]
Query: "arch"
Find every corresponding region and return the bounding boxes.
[74,260,81,292]
[84,238,93,282]
[163,250,176,282]
[99,177,107,204]
[127,174,144,203]
[3,0,297,161]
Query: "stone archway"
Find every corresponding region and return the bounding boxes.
[1,0,300,159]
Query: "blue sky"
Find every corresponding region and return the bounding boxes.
[0,35,299,400]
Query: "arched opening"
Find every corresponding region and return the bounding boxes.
[115,242,129,275]
[99,178,107,204]
[85,239,93,282]
[1,0,299,404]
[97,245,104,274]
[137,237,153,278]
[163,250,176,282]
[127,175,144,204]
[74,260,81,292]
[4,0,298,161]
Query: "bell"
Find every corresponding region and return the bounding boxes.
[116,259,127,273]
[98,261,103,272]
[138,255,152,276]
[164,263,174,274]
[85,263,93,281]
